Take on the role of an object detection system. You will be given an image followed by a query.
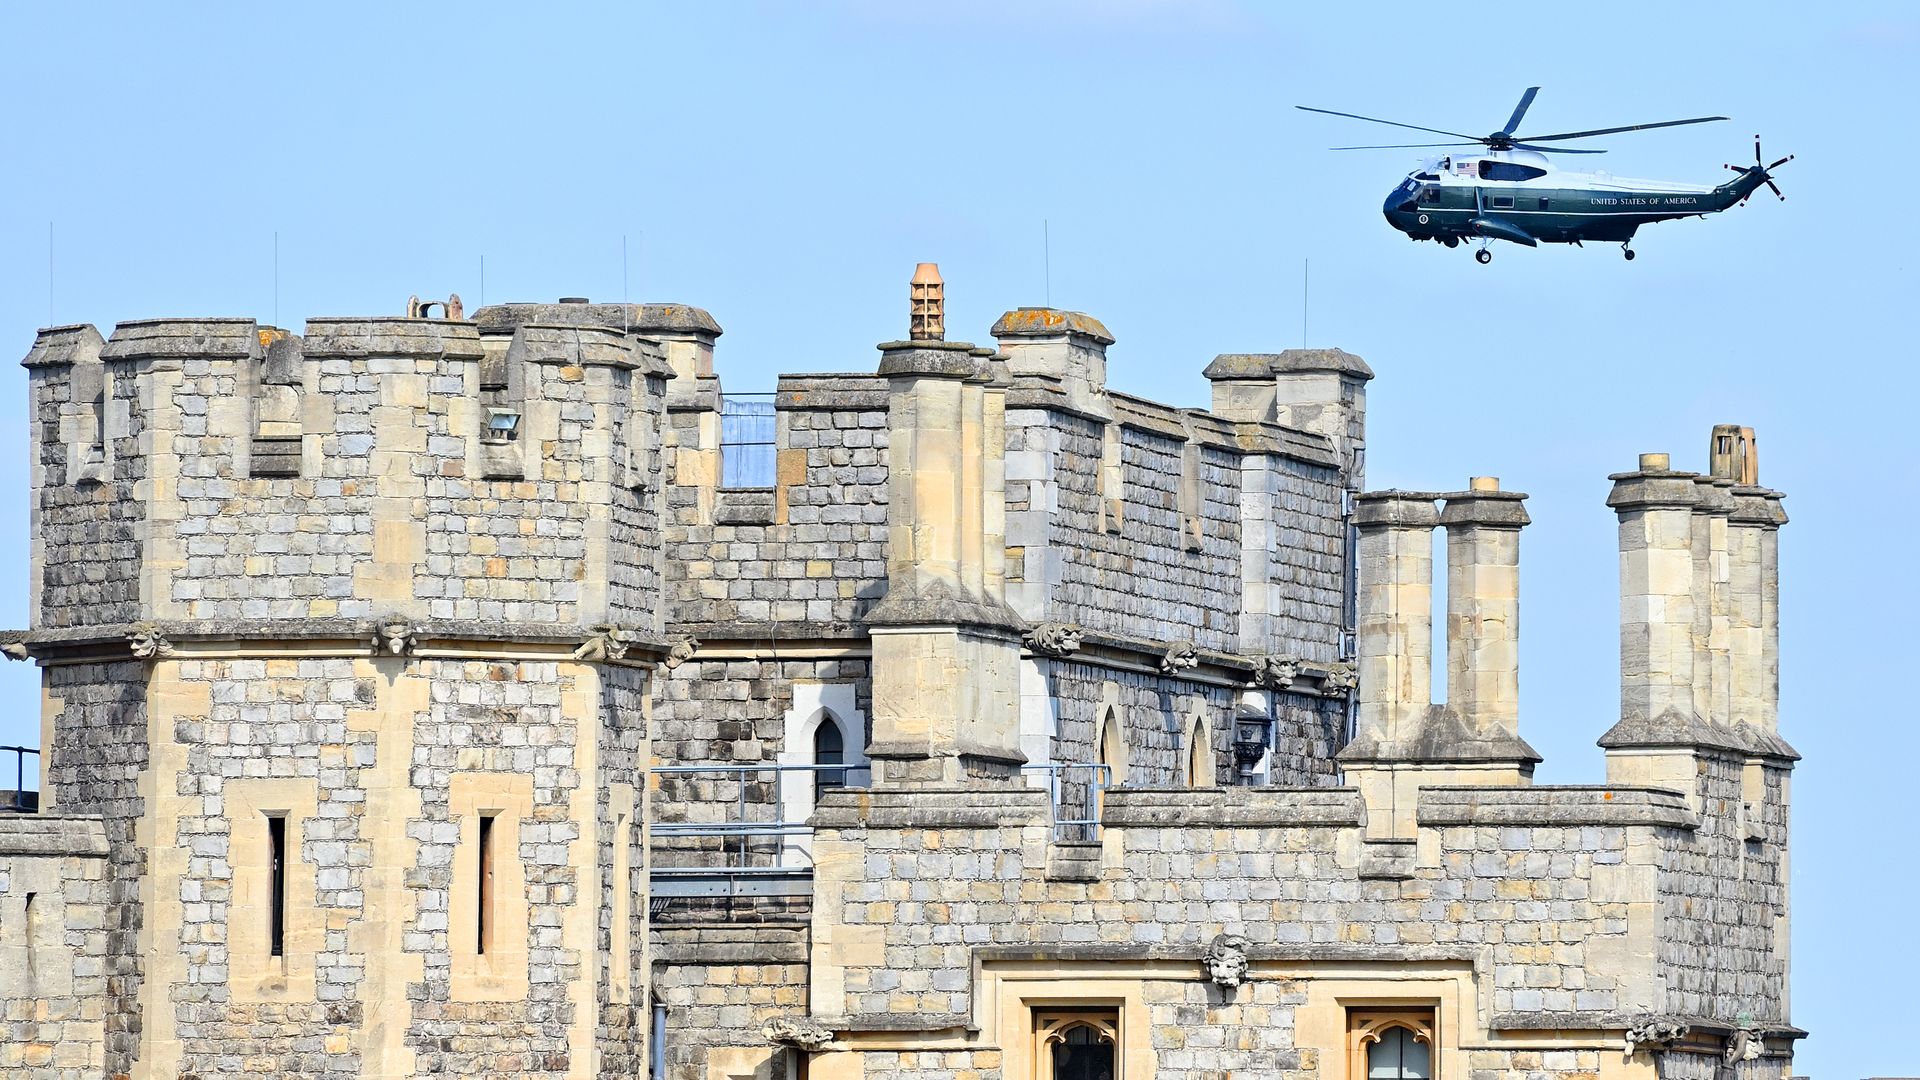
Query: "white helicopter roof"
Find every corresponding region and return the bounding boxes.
[1412,149,1716,194]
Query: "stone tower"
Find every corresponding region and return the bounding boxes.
[15,308,672,1079]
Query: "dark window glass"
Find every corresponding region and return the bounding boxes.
[1421,187,1442,204]
[1367,1027,1432,1080]
[1478,160,1548,181]
[268,815,287,958]
[814,720,846,799]
[1054,1024,1116,1080]
[478,814,496,955]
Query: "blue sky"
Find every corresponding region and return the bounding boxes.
[1,3,1913,1075]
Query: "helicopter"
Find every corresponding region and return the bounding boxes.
[1296,87,1791,263]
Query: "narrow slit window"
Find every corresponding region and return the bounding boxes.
[267,814,287,958]
[477,814,497,955]
[814,719,846,801]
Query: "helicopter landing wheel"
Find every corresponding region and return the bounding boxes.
[1475,249,1492,265]
[1622,243,1636,261]
[1442,236,1459,249]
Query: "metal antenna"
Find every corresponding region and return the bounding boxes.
[480,255,486,309]
[1303,258,1310,347]
[273,231,280,326]
[1044,219,1052,308]
[47,222,54,327]
[622,235,629,307]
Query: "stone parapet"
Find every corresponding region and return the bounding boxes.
[0,813,109,856]
[1416,784,1698,829]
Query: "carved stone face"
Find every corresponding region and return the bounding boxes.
[1203,934,1250,988]
[378,623,413,655]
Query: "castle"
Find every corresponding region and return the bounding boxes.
[0,265,1799,1080]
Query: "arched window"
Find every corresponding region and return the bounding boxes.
[813,716,846,802]
[1097,706,1127,785]
[1349,1012,1436,1080]
[1035,1012,1119,1080]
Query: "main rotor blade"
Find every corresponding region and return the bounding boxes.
[1512,142,1607,155]
[1295,105,1481,142]
[1514,116,1728,142]
[1501,86,1540,135]
[1329,142,1481,150]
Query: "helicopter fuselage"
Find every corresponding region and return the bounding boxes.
[1381,150,1771,250]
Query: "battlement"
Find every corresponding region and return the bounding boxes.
[21,308,675,639]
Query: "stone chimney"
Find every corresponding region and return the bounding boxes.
[990,307,1113,418]
[1340,483,1540,838]
[1717,426,1787,736]
[1605,453,1703,728]
[1440,478,1529,738]
[631,303,724,387]
[1203,349,1372,488]
[1349,491,1439,749]
[866,268,1024,787]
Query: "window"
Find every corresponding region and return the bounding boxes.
[1489,195,1516,210]
[477,813,497,955]
[1036,1011,1119,1080]
[1420,187,1442,204]
[719,394,776,488]
[1186,716,1214,788]
[1537,197,1550,210]
[1477,160,1547,181]
[267,814,287,958]
[1349,1010,1436,1080]
[813,719,846,801]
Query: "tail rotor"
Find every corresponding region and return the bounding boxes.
[1725,135,1792,202]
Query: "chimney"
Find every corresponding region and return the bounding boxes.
[1690,474,1736,729]
[1439,477,1529,738]
[990,307,1114,417]
[1606,453,1701,725]
[866,268,1024,787]
[910,263,944,342]
[1722,429,1788,735]
[1350,491,1439,747]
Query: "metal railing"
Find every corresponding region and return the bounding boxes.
[647,762,871,899]
[1,745,41,813]
[1022,762,1111,841]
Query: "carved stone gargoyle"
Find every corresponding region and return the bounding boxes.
[128,622,175,661]
[1723,1028,1764,1064]
[763,1014,834,1052]
[1203,933,1250,989]
[573,625,637,663]
[2,639,29,662]
[1160,640,1200,675]
[1252,654,1298,690]
[662,633,699,671]
[1319,661,1357,696]
[372,619,417,657]
[1622,1014,1688,1060]
[1024,622,1084,658]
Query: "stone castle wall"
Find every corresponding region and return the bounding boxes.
[0,816,112,1078]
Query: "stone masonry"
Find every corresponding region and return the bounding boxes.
[0,271,1798,1080]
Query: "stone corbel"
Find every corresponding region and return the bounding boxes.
[1319,661,1356,697]
[127,622,175,661]
[763,1014,834,1052]
[1,637,28,662]
[662,633,699,671]
[1159,640,1199,675]
[1024,622,1084,658]
[1252,654,1298,690]
[371,618,417,657]
[1622,1015,1688,1060]
[1202,933,1250,989]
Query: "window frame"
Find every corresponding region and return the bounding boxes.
[1347,1008,1438,1080]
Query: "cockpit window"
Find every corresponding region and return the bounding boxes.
[1478,160,1547,181]
[1414,172,1439,181]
